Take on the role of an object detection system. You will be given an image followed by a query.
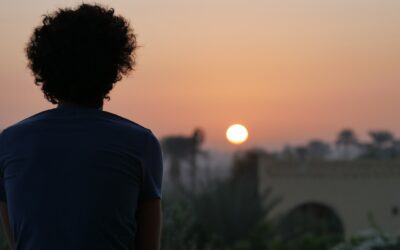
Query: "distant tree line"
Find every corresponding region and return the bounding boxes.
[280,129,400,161]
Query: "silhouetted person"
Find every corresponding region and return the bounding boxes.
[0,4,163,250]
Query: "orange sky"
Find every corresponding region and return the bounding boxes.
[1,0,400,151]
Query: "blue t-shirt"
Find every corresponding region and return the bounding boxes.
[0,103,163,250]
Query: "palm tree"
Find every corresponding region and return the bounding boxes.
[335,129,358,160]
[369,131,394,149]
[161,128,205,192]
[189,128,205,192]
[367,130,395,159]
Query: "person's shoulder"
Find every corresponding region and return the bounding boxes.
[101,110,153,136]
[1,108,56,136]
[101,111,161,147]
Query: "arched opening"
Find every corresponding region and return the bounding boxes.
[277,202,344,247]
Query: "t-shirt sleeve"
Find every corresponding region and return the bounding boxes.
[139,131,163,201]
[0,131,7,202]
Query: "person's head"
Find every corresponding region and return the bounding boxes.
[26,3,137,108]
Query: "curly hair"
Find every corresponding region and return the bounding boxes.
[26,3,137,108]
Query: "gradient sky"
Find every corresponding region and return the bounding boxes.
[1,0,400,151]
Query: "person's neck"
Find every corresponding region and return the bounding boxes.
[58,101,103,111]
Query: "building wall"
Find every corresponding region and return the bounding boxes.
[257,158,400,237]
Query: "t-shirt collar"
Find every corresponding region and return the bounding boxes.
[57,102,103,111]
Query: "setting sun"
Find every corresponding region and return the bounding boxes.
[226,124,248,144]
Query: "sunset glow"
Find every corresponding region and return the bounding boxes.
[1,1,400,150]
